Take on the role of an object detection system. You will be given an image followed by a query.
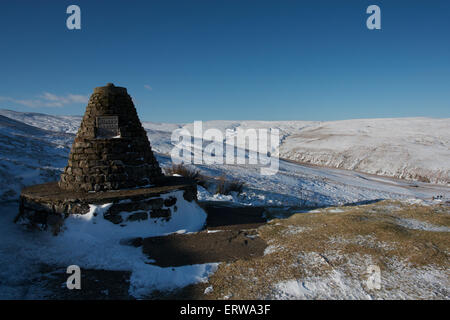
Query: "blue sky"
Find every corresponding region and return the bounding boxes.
[0,0,449,122]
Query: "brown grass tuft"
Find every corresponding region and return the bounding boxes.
[215,175,245,195]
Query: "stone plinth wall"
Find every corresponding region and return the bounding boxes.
[59,83,163,192]
[17,179,197,235]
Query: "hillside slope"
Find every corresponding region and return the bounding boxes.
[280,118,449,185]
[1,109,448,185]
[146,118,450,185]
[0,114,73,200]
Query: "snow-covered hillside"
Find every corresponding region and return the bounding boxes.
[280,118,450,185]
[0,109,448,204]
[0,109,81,134]
[142,118,449,185]
[0,114,73,201]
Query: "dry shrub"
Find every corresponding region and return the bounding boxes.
[166,164,199,179]
[165,164,209,188]
[215,175,245,195]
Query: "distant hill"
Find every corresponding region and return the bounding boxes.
[0,109,448,190]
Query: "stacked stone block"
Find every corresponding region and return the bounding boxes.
[59,83,163,192]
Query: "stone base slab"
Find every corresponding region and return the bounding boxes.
[16,176,197,235]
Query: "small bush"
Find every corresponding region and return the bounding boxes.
[165,164,209,189]
[215,175,245,195]
[165,165,245,195]
[166,164,199,179]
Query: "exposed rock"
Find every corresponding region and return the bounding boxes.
[126,211,148,221]
[103,212,123,225]
[164,196,177,207]
[183,188,196,202]
[150,208,171,220]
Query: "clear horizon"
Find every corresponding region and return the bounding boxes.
[2,107,449,124]
[1,0,449,122]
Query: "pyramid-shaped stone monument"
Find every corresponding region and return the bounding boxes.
[59,83,163,192]
[16,83,198,235]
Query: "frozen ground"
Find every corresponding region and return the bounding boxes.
[271,254,449,300]
[0,192,215,299]
[201,201,449,300]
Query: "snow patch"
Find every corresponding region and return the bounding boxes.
[264,245,284,256]
[271,252,449,299]
[396,218,450,232]
[0,191,214,299]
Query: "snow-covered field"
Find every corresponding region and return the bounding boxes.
[0,109,448,204]
[202,201,449,300]
[271,253,449,300]
[0,109,448,299]
[2,110,449,186]
[280,118,450,185]
[140,118,450,185]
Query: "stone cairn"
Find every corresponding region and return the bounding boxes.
[17,83,198,235]
[59,83,163,192]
